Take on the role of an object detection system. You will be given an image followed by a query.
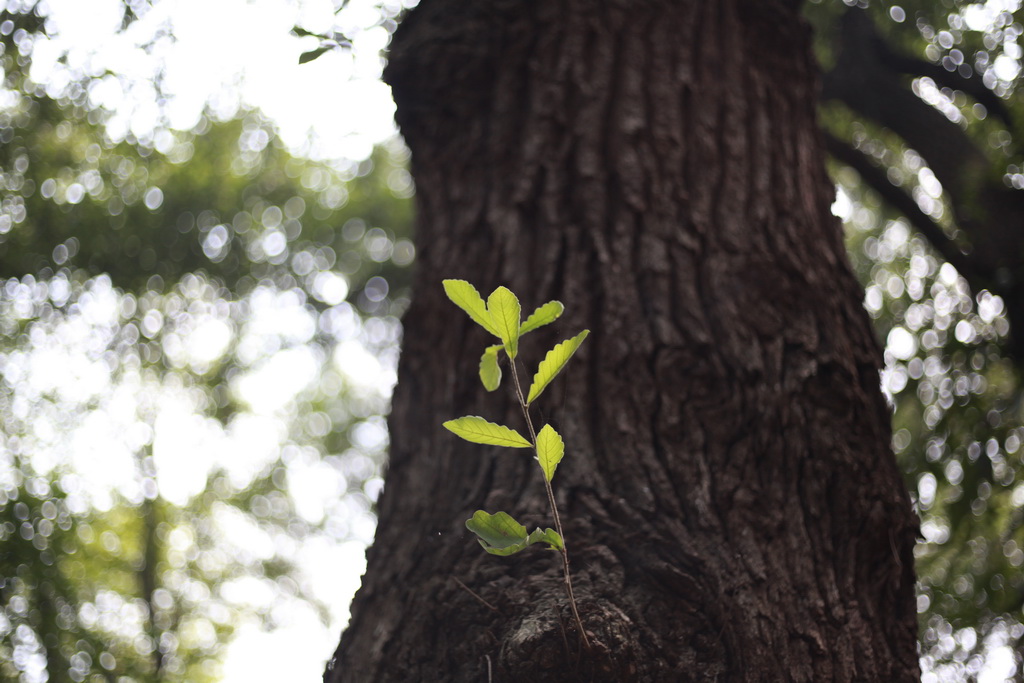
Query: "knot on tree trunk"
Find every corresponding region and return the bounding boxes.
[499,597,639,682]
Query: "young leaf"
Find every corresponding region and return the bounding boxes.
[519,300,564,335]
[535,424,565,482]
[487,286,521,359]
[479,344,503,391]
[526,330,590,404]
[443,279,500,336]
[443,416,532,448]
[466,510,530,555]
[527,527,564,551]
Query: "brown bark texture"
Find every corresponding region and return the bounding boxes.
[327,1,920,681]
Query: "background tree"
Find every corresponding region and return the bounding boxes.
[329,1,920,680]
[807,2,1024,677]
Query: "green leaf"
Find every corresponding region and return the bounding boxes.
[487,286,522,359]
[478,542,530,556]
[527,527,564,551]
[443,416,532,448]
[535,424,564,482]
[526,330,590,404]
[443,279,500,336]
[298,46,331,64]
[466,511,530,555]
[465,513,563,556]
[479,344,503,391]
[519,300,564,335]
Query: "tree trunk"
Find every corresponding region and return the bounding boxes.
[327,1,920,680]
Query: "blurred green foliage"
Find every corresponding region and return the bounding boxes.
[842,186,1023,681]
[811,1,1024,680]
[0,2,413,681]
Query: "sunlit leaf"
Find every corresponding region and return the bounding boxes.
[466,510,530,555]
[487,286,521,359]
[535,424,564,482]
[527,330,589,404]
[443,279,500,336]
[443,416,532,448]
[479,344,503,391]
[519,301,564,335]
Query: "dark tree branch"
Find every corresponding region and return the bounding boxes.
[823,131,979,283]
[822,9,990,203]
[821,8,1024,366]
[881,50,1012,126]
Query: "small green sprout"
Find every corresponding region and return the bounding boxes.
[441,279,589,648]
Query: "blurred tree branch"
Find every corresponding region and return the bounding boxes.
[823,7,1024,364]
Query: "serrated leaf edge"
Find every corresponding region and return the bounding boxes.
[443,279,500,336]
[520,300,564,336]
[526,330,590,404]
[443,416,532,448]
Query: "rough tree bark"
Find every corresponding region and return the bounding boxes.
[327,1,920,680]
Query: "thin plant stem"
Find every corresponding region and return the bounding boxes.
[509,358,590,650]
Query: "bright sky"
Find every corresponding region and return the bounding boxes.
[31,0,402,162]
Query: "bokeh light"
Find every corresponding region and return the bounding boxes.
[0,0,415,680]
